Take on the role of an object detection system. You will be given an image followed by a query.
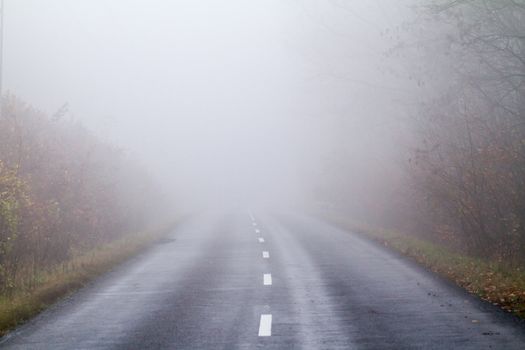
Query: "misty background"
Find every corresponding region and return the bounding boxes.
[3,0,525,328]
[3,0,415,212]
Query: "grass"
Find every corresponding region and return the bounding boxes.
[320,212,525,319]
[0,222,177,336]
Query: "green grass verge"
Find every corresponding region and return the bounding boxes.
[320,212,525,319]
[0,222,177,336]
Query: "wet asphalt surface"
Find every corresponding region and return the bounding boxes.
[1,212,525,349]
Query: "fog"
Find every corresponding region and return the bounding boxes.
[4,2,525,338]
[4,0,415,212]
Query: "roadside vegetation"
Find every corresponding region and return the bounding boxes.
[0,224,174,335]
[398,0,525,265]
[388,0,525,316]
[0,95,170,334]
[321,212,525,320]
[315,0,525,317]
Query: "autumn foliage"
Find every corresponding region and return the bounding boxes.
[0,95,163,294]
[405,1,525,264]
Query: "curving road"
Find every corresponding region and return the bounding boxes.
[1,212,525,349]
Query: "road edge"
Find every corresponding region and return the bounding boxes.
[0,220,180,337]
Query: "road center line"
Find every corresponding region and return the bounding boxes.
[263,273,272,285]
[255,228,260,233]
[262,251,270,258]
[258,237,265,243]
[252,222,257,226]
[258,314,272,337]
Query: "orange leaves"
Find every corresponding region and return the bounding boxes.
[0,95,161,295]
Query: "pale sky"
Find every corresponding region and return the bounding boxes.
[3,0,413,209]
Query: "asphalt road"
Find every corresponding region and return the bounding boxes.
[2,212,525,349]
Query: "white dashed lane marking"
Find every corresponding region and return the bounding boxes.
[252,215,272,337]
[258,314,272,337]
[263,274,272,286]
